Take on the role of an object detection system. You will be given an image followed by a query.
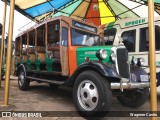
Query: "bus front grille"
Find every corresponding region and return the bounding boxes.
[116,47,130,78]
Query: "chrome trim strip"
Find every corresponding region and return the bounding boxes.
[111,82,150,89]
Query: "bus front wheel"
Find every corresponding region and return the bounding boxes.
[116,88,149,108]
[73,70,112,117]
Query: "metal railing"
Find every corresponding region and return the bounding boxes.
[18,21,37,35]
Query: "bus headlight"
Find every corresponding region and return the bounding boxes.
[132,58,138,65]
[96,49,107,61]
[138,58,145,66]
[132,57,145,66]
[111,51,116,61]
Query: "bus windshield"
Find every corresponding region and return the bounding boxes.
[71,29,101,46]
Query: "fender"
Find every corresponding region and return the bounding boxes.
[130,66,149,83]
[17,64,27,76]
[67,61,121,86]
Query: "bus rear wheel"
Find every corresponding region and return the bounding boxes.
[18,70,30,91]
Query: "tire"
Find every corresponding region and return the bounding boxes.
[73,70,112,117]
[18,70,30,91]
[117,88,149,108]
[49,83,59,89]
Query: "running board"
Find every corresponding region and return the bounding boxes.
[27,70,62,75]
[26,76,65,85]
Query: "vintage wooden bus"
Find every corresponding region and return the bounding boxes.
[14,16,149,117]
[101,17,160,87]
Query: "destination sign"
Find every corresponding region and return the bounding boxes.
[72,20,97,33]
[125,19,145,27]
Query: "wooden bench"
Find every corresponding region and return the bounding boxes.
[21,49,27,62]
[15,51,20,56]
[47,44,60,63]
[36,46,45,63]
[15,51,21,63]
[28,47,35,62]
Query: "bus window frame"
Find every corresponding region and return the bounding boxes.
[139,25,160,52]
[70,27,101,46]
[104,28,117,45]
[121,29,136,52]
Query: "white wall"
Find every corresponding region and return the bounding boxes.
[0,1,35,40]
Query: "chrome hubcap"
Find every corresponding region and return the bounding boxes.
[77,80,99,111]
[19,72,24,86]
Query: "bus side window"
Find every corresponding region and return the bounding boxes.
[37,29,45,47]
[121,30,136,52]
[140,28,147,52]
[140,26,160,52]
[22,35,27,53]
[47,22,60,45]
[104,28,116,45]
[155,26,160,50]
[62,27,68,46]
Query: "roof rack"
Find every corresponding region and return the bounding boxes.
[18,21,37,36]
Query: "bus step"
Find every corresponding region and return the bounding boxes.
[27,70,62,75]
[26,76,65,85]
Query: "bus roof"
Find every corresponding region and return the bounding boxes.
[102,16,160,30]
[16,16,99,38]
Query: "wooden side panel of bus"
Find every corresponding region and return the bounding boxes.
[60,20,69,76]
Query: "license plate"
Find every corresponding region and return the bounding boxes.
[140,75,149,82]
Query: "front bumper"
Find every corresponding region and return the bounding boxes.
[111,77,150,90]
[111,82,150,90]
